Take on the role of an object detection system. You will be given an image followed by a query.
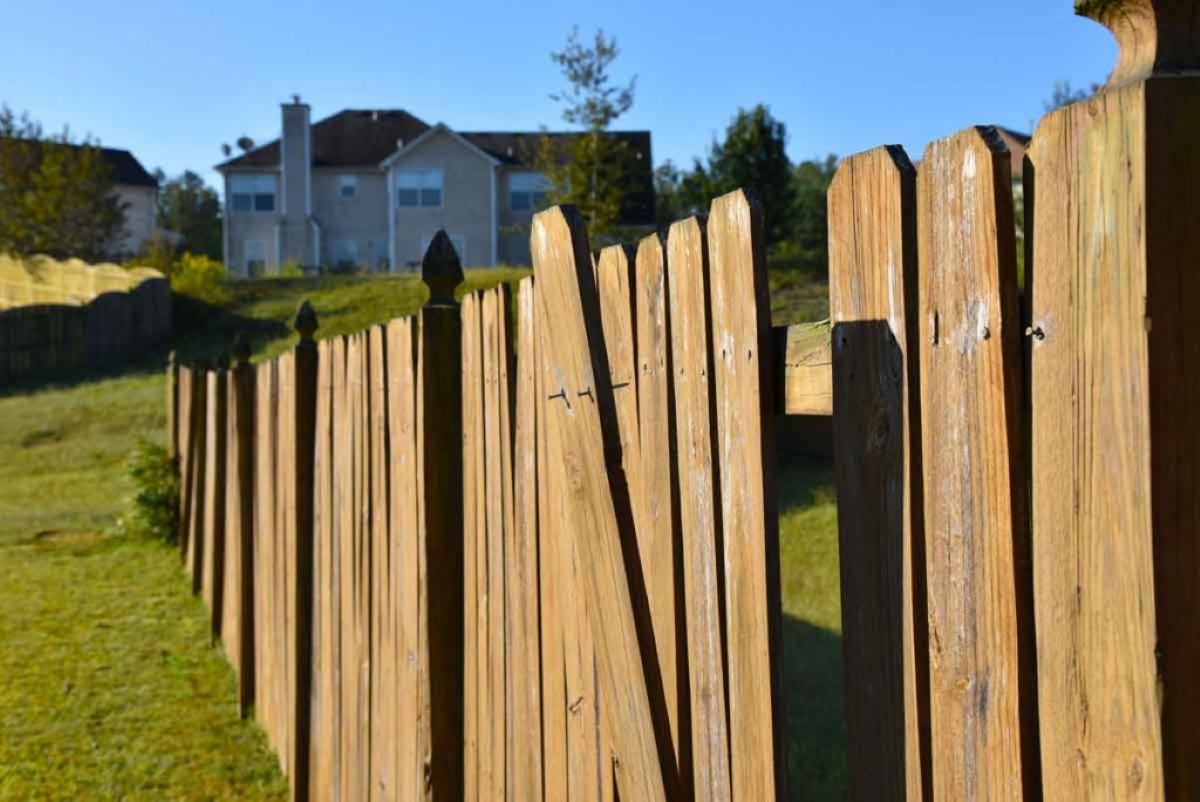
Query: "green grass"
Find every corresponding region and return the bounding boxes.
[0,267,841,799]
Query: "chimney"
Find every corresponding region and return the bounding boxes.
[280,96,314,265]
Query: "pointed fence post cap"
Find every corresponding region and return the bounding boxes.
[294,299,319,341]
[1078,0,1200,84]
[422,230,465,306]
[232,332,251,365]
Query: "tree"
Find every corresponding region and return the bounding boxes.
[537,28,641,240]
[0,106,124,261]
[1044,79,1100,112]
[787,154,838,273]
[155,170,222,259]
[701,105,797,247]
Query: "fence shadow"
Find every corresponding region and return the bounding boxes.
[0,293,290,398]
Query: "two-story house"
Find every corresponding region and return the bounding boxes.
[216,98,654,275]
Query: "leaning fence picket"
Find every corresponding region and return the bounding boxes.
[201,365,228,640]
[667,215,732,802]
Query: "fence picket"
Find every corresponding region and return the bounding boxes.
[666,215,732,802]
[828,146,928,801]
[916,126,1034,799]
[462,292,483,801]
[202,366,228,640]
[632,233,688,797]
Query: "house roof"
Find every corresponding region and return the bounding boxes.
[0,138,157,187]
[218,109,432,170]
[98,147,158,187]
[217,108,657,225]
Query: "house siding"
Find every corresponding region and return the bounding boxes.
[389,130,495,270]
[312,169,389,271]
[113,185,157,258]
[496,169,537,267]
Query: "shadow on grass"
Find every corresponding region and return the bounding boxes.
[776,452,847,799]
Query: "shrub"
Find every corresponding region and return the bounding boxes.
[171,251,232,306]
[115,439,179,543]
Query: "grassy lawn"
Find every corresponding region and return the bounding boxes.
[0,267,840,799]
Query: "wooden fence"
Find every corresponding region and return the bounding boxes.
[171,4,1199,799]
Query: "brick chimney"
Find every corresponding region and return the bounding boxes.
[280,95,314,266]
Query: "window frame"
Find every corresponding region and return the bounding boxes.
[229,173,277,215]
[395,168,444,210]
[331,239,359,270]
[509,171,551,212]
[338,174,358,200]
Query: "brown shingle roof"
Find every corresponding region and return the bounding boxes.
[217,109,431,170]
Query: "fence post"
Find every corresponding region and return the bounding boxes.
[292,301,319,802]
[205,356,230,640]
[232,333,256,718]
[167,350,179,462]
[1029,3,1200,797]
[419,231,465,800]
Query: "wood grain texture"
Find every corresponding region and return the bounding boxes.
[707,190,783,801]
[510,278,544,802]
[827,146,928,802]
[369,325,392,801]
[535,286,570,802]
[776,321,833,416]
[387,317,422,802]
[633,233,689,796]
[461,293,482,801]
[1029,74,1200,798]
[666,216,732,802]
[311,339,335,802]
[532,206,671,802]
[916,126,1034,800]
[176,366,193,554]
[185,370,208,593]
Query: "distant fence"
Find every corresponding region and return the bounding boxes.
[0,256,170,383]
[172,4,1200,800]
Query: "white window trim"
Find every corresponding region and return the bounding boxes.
[229,173,278,215]
[338,174,358,200]
[508,171,550,212]
[396,168,445,210]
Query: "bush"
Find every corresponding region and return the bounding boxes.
[115,439,179,543]
[171,251,232,306]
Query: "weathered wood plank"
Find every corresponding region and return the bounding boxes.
[632,233,688,795]
[369,324,392,801]
[386,317,421,802]
[311,338,335,802]
[775,321,832,416]
[186,369,208,593]
[535,284,570,802]
[666,216,732,802]
[1029,15,1200,789]
[532,205,672,802]
[461,292,482,802]
[510,277,544,802]
[916,126,1034,800]
[481,288,507,801]
[827,145,928,801]
[202,367,228,640]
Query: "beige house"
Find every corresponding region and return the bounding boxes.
[101,148,159,258]
[216,98,654,275]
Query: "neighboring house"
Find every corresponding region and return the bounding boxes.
[215,98,655,275]
[100,147,159,258]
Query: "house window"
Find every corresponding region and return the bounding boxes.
[339,174,357,199]
[244,240,267,276]
[396,169,443,208]
[509,172,550,211]
[332,240,359,270]
[420,233,466,264]
[230,174,276,213]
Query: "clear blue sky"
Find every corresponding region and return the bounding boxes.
[0,0,1114,189]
